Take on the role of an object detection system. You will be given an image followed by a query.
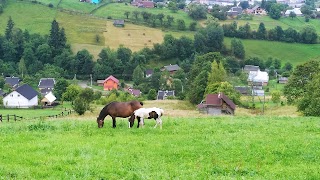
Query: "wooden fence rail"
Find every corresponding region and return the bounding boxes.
[0,114,23,122]
[0,110,74,123]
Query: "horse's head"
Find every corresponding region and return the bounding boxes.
[97,117,104,128]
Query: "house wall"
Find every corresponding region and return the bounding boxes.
[104,80,118,90]
[3,92,38,108]
[207,107,222,115]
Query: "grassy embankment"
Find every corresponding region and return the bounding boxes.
[0,101,319,179]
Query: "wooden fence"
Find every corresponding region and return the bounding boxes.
[0,110,74,122]
[0,114,23,122]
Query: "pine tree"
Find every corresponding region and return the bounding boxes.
[5,16,14,41]
[205,60,227,95]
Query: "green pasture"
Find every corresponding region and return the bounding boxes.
[1,0,320,65]
[0,115,319,179]
[224,38,320,66]
[30,0,60,7]
[0,1,56,35]
[58,0,100,13]
[0,108,71,119]
[93,3,195,27]
[222,16,320,34]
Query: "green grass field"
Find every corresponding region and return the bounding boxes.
[224,38,320,66]
[222,15,320,33]
[1,0,320,65]
[0,109,319,179]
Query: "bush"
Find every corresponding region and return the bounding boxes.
[72,97,88,115]
[48,3,54,8]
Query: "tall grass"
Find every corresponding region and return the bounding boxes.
[0,115,319,179]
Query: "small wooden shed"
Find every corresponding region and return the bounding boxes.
[197,93,236,115]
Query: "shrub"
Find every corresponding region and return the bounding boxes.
[48,3,54,8]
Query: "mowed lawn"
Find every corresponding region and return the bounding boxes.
[0,114,319,179]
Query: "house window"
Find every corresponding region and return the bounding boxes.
[18,94,20,97]
[11,94,13,97]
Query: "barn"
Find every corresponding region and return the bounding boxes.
[197,93,236,115]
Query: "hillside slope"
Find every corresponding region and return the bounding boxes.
[1,0,320,65]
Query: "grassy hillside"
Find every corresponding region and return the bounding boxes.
[224,38,320,66]
[1,0,320,65]
[222,15,320,33]
[0,101,319,179]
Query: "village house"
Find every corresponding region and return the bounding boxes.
[103,75,119,91]
[278,77,289,84]
[145,69,154,78]
[5,76,20,89]
[245,6,267,15]
[161,64,181,75]
[125,87,142,97]
[234,86,250,95]
[41,91,57,106]
[227,6,243,17]
[285,8,303,16]
[131,0,154,8]
[157,90,175,100]
[38,78,55,96]
[197,93,236,115]
[247,70,269,86]
[243,65,260,73]
[3,84,38,108]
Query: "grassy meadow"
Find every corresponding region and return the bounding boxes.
[1,0,320,64]
[0,100,319,179]
[224,38,320,66]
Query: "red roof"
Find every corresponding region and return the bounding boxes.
[104,75,119,84]
[198,93,236,110]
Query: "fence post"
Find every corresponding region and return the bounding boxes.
[0,114,2,122]
[62,112,64,116]
[7,114,9,122]
[14,114,16,121]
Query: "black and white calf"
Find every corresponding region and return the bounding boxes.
[128,107,164,129]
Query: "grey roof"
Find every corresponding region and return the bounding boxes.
[146,69,154,76]
[244,65,260,72]
[16,84,38,100]
[157,90,175,100]
[38,78,55,89]
[234,86,250,94]
[40,88,52,96]
[163,64,180,72]
[5,77,20,87]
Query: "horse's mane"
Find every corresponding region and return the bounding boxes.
[97,101,116,120]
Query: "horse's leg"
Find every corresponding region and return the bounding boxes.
[137,117,140,128]
[140,118,145,128]
[112,117,116,128]
[154,118,162,129]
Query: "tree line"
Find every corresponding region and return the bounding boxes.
[223,21,318,44]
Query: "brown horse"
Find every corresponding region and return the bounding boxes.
[97,100,143,128]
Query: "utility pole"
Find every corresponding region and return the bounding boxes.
[90,74,92,87]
